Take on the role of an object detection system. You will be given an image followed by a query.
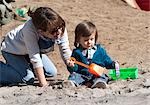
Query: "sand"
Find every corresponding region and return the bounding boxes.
[0,0,150,105]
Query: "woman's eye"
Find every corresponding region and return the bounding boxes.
[91,38,94,40]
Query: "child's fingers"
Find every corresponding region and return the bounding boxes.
[69,60,75,67]
[66,59,75,67]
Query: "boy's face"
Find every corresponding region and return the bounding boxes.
[39,27,63,39]
[79,31,96,49]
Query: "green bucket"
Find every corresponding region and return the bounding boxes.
[109,67,138,80]
[16,8,28,17]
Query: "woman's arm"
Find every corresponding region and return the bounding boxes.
[34,67,48,87]
[23,22,48,87]
[58,28,72,64]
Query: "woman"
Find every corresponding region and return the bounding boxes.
[0,7,72,87]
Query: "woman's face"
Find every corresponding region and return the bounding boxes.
[39,27,63,39]
[79,31,96,49]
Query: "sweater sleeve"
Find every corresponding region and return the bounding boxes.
[101,47,115,69]
[22,26,43,69]
[67,49,92,77]
[58,28,72,62]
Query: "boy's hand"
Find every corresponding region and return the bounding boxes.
[66,59,75,67]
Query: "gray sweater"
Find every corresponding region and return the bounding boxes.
[1,19,72,68]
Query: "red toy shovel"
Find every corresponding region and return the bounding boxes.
[70,57,108,77]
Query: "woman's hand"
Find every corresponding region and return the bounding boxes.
[39,81,49,87]
[34,67,49,87]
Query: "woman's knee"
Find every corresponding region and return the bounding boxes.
[45,68,57,77]
[41,54,57,77]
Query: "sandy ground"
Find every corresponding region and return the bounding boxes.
[0,0,150,105]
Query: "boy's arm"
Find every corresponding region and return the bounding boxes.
[99,46,116,69]
[104,56,116,69]
[67,64,78,73]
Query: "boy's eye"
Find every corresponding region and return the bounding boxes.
[84,38,94,41]
[84,39,88,41]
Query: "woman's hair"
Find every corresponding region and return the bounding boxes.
[28,7,65,35]
[74,20,98,47]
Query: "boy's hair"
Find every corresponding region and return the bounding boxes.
[74,20,98,47]
[28,7,65,35]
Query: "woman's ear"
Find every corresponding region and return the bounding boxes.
[37,29,42,33]
[37,29,44,35]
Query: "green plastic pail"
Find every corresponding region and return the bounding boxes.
[109,67,138,80]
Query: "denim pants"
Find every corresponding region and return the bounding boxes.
[0,52,57,85]
[0,38,57,85]
[68,72,109,86]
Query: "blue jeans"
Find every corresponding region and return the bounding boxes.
[0,51,57,85]
[68,72,109,86]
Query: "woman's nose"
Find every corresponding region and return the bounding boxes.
[54,28,61,35]
[57,28,62,34]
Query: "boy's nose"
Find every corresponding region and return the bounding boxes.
[88,40,91,44]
